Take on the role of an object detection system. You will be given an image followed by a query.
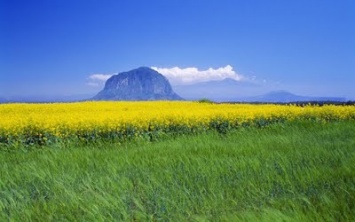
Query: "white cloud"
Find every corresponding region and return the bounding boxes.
[88,74,114,82]
[87,73,116,87]
[151,65,244,85]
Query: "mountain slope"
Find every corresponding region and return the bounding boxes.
[93,67,183,101]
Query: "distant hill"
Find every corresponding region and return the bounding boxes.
[0,94,94,103]
[173,78,260,102]
[0,97,7,103]
[172,78,346,103]
[242,91,346,103]
[92,67,183,101]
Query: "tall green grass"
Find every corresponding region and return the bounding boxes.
[1,121,354,221]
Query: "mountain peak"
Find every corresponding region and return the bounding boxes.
[265,90,294,96]
[136,66,154,71]
[92,67,183,101]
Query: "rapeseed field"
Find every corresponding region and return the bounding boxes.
[1,101,354,145]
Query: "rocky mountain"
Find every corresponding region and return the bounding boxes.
[92,67,183,101]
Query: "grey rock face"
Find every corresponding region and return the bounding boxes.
[92,67,183,100]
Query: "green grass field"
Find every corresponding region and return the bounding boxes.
[1,121,354,221]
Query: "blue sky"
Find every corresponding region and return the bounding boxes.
[1,0,354,99]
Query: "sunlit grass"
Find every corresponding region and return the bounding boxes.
[1,121,354,221]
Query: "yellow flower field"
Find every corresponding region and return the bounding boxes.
[0,101,354,145]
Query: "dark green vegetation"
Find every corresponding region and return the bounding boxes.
[1,121,354,221]
[223,101,355,106]
[197,98,214,103]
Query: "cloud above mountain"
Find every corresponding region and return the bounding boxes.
[87,65,244,87]
[89,74,113,81]
[87,73,116,87]
[151,65,244,85]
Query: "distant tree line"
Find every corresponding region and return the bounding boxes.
[221,101,355,106]
[291,101,355,106]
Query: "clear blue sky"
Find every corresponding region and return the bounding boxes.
[1,0,354,99]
